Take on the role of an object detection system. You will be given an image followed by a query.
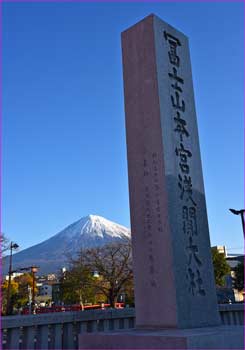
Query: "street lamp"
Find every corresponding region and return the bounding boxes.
[229,209,245,238]
[30,266,39,314]
[6,242,19,315]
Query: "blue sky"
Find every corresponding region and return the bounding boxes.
[2,1,244,254]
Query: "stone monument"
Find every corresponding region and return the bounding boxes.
[121,13,220,330]
[79,14,243,349]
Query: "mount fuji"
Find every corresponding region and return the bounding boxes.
[3,215,131,275]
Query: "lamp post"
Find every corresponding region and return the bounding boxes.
[30,266,38,314]
[6,242,19,315]
[229,208,245,238]
[28,285,32,315]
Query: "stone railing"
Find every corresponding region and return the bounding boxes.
[219,303,244,326]
[2,308,135,349]
[2,304,243,349]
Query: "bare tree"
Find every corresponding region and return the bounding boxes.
[77,240,133,307]
[1,233,9,257]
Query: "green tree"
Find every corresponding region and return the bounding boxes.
[211,248,231,286]
[2,273,39,314]
[14,273,37,309]
[233,261,244,291]
[59,265,95,306]
[122,275,134,306]
[1,279,18,315]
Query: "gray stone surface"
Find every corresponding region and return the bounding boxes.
[121,14,220,329]
[79,326,244,349]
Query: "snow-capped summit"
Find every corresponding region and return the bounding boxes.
[56,214,130,241]
[4,215,131,274]
[80,214,130,239]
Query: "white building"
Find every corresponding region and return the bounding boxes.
[5,272,23,280]
[38,284,52,297]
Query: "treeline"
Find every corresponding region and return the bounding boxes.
[60,244,244,306]
[1,238,244,315]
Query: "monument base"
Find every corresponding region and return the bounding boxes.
[79,326,243,349]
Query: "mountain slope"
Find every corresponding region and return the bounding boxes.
[3,215,130,275]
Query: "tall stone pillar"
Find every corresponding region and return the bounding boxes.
[121,14,220,329]
[79,14,243,349]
